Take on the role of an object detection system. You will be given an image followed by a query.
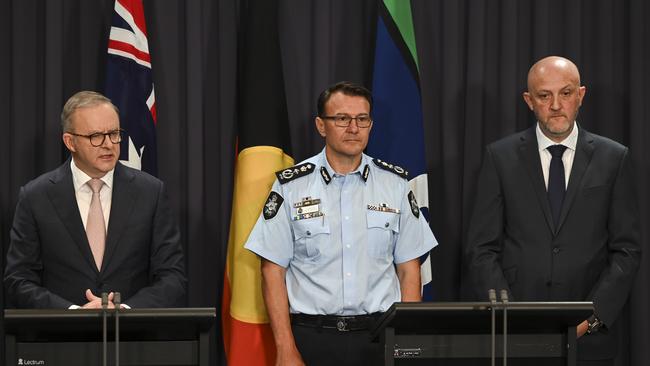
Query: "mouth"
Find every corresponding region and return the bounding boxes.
[98,154,115,160]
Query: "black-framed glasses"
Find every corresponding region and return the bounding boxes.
[68,129,125,147]
[320,114,373,128]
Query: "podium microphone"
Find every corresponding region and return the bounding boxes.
[114,292,121,366]
[488,289,497,366]
[101,292,109,366]
[500,289,509,366]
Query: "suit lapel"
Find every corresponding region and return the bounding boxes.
[556,128,595,233]
[46,160,98,272]
[103,163,137,272]
[518,127,556,233]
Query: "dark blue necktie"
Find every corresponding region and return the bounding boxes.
[547,145,568,227]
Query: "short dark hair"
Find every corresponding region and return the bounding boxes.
[317,81,372,117]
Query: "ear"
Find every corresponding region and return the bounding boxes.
[62,133,76,153]
[522,91,534,111]
[577,86,586,106]
[315,117,326,137]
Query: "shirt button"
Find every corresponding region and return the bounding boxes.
[346,272,351,277]
[344,216,349,220]
[346,244,351,248]
[552,247,560,254]
[546,281,552,287]
[306,230,311,236]
[384,222,389,228]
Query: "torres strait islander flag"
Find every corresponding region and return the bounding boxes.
[222,0,292,364]
[367,0,434,299]
[105,0,157,175]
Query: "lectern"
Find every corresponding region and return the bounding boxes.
[4,308,215,366]
[371,302,592,366]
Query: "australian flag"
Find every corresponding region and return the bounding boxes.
[105,0,157,176]
[367,0,434,300]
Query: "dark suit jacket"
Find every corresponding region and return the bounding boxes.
[4,160,187,308]
[466,126,641,360]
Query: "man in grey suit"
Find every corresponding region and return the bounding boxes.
[5,91,186,309]
[466,56,641,364]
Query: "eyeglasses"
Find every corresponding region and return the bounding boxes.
[320,114,373,128]
[68,129,124,147]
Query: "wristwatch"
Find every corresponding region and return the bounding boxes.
[586,315,603,335]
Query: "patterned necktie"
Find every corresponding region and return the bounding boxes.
[547,145,568,228]
[86,178,106,270]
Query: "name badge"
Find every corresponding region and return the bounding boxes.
[367,203,400,214]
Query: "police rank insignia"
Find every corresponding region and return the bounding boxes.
[362,164,370,182]
[276,163,315,185]
[263,191,284,220]
[293,197,324,221]
[320,167,332,184]
[408,191,420,218]
[373,159,409,180]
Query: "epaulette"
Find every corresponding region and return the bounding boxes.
[372,159,409,180]
[276,162,315,184]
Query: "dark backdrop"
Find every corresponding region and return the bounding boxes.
[2,1,648,365]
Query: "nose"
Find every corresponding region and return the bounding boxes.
[550,95,561,111]
[346,119,360,133]
[101,134,113,148]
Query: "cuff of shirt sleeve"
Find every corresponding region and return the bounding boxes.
[69,305,81,309]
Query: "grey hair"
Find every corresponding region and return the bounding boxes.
[60,91,119,132]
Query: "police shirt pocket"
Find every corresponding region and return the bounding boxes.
[292,218,330,260]
[366,210,399,258]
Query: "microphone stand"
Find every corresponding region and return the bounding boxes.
[101,292,108,366]
[488,289,497,366]
[500,289,509,366]
[114,292,121,366]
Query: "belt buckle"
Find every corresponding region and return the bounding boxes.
[336,318,349,332]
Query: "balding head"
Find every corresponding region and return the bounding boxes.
[527,56,581,92]
[522,56,586,143]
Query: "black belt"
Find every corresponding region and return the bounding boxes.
[291,313,382,332]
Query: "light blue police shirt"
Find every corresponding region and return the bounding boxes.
[245,149,437,315]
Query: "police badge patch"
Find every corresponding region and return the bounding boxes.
[408,191,420,218]
[263,191,284,220]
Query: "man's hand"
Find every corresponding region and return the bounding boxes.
[81,289,115,309]
[577,319,588,338]
[275,345,305,366]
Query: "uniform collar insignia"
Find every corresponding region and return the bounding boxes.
[362,164,370,182]
[320,166,332,185]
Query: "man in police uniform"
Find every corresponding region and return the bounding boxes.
[245,81,437,365]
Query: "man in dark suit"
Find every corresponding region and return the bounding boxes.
[466,56,641,364]
[4,91,186,309]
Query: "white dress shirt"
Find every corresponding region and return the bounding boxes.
[536,122,579,189]
[70,159,114,230]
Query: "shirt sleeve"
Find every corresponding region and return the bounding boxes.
[393,183,437,264]
[244,181,294,268]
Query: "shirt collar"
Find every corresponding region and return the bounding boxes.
[70,158,115,192]
[318,148,370,184]
[536,121,579,152]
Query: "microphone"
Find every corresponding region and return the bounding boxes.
[114,292,121,366]
[101,292,109,366]
[488,289,497,366]
[500,289,509,366]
